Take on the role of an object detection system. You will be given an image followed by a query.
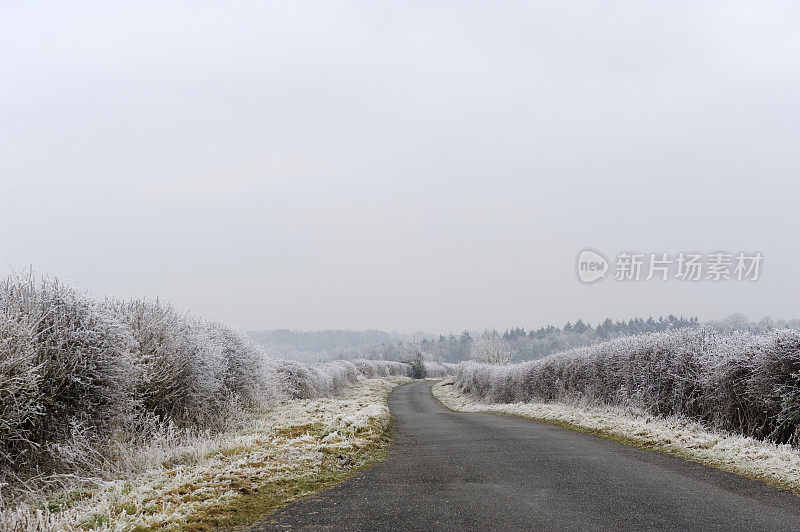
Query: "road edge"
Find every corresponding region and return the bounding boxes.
[431,379,800,497]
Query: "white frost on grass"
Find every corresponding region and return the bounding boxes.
[433,379,800,495]
[1,377,410,532]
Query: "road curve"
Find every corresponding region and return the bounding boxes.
[252,380,800,531]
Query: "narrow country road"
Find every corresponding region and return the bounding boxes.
[253,381,800,531]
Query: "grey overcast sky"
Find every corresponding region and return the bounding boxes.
[1,1,798,333]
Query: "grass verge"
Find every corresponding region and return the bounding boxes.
[177,416,393,531]
[2,377,409,531]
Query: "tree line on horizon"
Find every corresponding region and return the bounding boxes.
[249,314,800,364]
[417,315,701,363]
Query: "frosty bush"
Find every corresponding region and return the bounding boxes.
[0,273,412,502]
[269,358,409,400]
[424,361,450,378]
[453,328,800,444]
[470,330,514,365]
[0,275,137,490]
[399,340,428,379]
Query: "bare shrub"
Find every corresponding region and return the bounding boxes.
[423,362,449,378]
[353,359,376,378]
[0,274,137,494]
[470,330,514,365]
[399,340,427,379]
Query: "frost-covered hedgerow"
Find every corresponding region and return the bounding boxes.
[453,328,800,444]
[0,274,410,503]
[423,361,450,378]
[271,358,409,399]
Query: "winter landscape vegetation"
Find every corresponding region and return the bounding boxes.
[0,273,447,529]
[1,273,799,529]
[4,1,800,530]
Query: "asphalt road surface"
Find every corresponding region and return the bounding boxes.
[253,380,800,531]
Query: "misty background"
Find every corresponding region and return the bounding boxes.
[2,1,798,345]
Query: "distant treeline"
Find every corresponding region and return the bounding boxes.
[250,314,800,364]
[421,314,800,363]
[248,329,404,362]
[419,315,701,363]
